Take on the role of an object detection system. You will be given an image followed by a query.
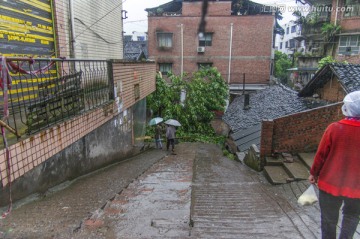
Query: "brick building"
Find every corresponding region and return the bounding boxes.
[0,1,157,205]
[301,0,360,64]
[146,0,275,87]
[299,63,360,102]
[331,0,360,64]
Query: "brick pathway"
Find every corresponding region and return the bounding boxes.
[1,142,359,239]
[77,143,325,239]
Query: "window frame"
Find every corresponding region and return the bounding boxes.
[197,62,213,70]
[159,63,173,75]
[289,39,295,49]
[344,0,360,17]
[157,32,173,48]
[291,26,296,33]
[338,35,360,55]
[198,32,213,47]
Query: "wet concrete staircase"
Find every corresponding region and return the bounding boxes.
[263,152,316,184]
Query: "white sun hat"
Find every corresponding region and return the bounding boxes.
[342,91,360,117]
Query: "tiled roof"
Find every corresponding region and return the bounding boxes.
[332,63,360,93]
[145,0,271,16]
[145,1,182,14]
[223,84,309,132]
[298,63,360,97]
[124,41,148,61]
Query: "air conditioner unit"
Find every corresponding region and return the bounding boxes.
[197,46,205,53]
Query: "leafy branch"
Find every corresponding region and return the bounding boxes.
[147,67,229,142]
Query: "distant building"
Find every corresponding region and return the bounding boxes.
[298,0,360,63]
[146,0,276,89]
[124,32,148,42]
[332,0,360,64]
[287,56,322,90]
[274,21,305,58]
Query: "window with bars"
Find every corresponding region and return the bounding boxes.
[197,63,213,69]
[344,0,360,17]
[159,63,172,75]
[157,32,173,48]
[338,35,360,55]
[291,26,296,33]
[289,39,295,49]
[199,33,213,47]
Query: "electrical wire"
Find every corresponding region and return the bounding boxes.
[74,18,122,44]
[73,1,124,42]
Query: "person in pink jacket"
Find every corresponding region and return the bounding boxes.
[309,91,360,239]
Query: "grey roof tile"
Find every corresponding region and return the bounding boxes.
[299,63,360,97]
[223,84,309,133]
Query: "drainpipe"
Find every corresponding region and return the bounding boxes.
[228,23,233,84]
[181,24,184,76]
[180,24,185,105]
[334,0,339,26]
[69,0,76,58]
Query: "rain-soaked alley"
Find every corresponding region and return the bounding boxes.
[3,142,359,238]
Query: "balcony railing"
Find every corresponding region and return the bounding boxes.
[0,58,113,143]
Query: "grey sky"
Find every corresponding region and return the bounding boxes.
[122,0,170,34]
[122,0,300,34]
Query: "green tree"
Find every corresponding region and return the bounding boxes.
[274,50,292,82]
[147,67,229,141]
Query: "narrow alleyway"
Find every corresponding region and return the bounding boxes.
[0,142,359,238]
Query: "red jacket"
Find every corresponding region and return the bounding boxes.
[310,119,360,198]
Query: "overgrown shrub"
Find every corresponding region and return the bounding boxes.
[146,67,229,143]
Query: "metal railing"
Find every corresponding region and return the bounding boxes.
[0,58,112,141]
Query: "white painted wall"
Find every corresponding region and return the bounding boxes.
[274,21,305,57]
[73,0,123,59]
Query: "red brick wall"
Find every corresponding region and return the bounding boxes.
[316,78,346,102]
[336,55,360,64]
[331,0,360,64]
[148,11,274,84]
[332,0,360,31]
[260,120,274,157]
[260,103,343,158]
[182,1,232,16]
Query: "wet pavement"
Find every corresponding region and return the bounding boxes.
[0,142,359,238]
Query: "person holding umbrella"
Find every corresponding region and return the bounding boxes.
[165,119,181,153]
[165,124,176,153]
[155,123,164,149]
[149,117,164,149]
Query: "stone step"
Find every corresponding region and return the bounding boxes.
[265,156,283,166]
[235,152,246,163]
[263,166,291,185]
[283,158,310,180]
[298,152,316,170]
